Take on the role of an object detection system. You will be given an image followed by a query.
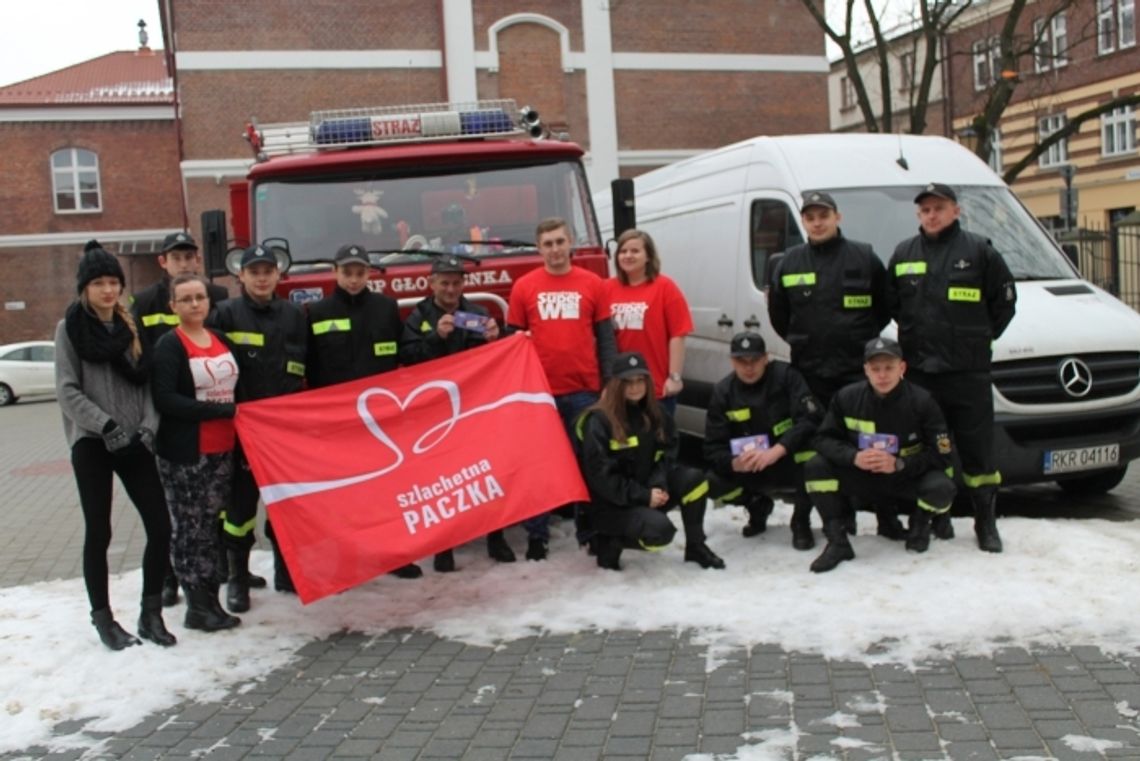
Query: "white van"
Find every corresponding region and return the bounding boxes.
[594,134,1140,495]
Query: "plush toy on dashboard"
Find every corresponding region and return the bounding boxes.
[352,188,389,235]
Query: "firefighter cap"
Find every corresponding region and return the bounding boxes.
[864,336,904,362]
[800,191,838,213]
[914,182,958,204]
[240,244,278,269]
[612,351,652,380]
[335,244,370,267]
[431,256,466,275]
[730,332,767,358]
[161,231,198,253]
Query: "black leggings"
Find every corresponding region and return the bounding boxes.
[70,437,171,611]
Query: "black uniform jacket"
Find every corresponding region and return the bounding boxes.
[131,277,230,356]
[813,378,953,479]
[886,220,1017,374]
[150,328,238,464]
[399,296,489,366]
[580,404,676,510]
[207,293,307,402]
[305,286,401,388]
[703,360,822,477]
[768,232,889,379]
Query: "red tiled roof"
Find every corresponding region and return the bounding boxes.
[0,50,172,106]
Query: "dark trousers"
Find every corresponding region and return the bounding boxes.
[70,437,170,611]
[802,371,863,411]
[157,452,233,586]
[907,369,999,492]
[223,446,260,551]
[803,456,956,523]
[592,463,709,548]
[708,457,815,524]
[524,390,599,541]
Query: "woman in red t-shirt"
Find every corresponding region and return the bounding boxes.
[151,274,242,633]
[606,230,694,415]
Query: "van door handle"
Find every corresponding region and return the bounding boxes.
[717,314,734,327]
[743,314,762,329]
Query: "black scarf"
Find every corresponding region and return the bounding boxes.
[64,301,149,385]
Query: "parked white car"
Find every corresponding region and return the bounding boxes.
[0,341,56,405]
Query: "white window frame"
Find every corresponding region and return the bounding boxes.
[988,128,1004,174]
[1038,114,1069,168]
[1100,0,1117,53]
[973,38,991,90]
[1122,0,1136,48]
[1101,105,1136,157]
[51,148,102,214]
[840,76,856,110]
[898,51,915,93]
[1035,14,1069,72]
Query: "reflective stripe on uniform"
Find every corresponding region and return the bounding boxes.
[916,498,951,514]
[716,487,744,503]
[843,417,875,433]
[772,417,793,436]
[311,318,351,335]
[805,479,839,493]
[726,408,751,422]
[223,515,257,537]
[226,331,265,346]
[843,295,871,309]
[654,449,665,462]
[681,479,709,505]
[286,361,305,376]
[895,261,927,276]
[900,443,924,457]
[781,272,817,287]
[948,287,981,302]
[962,470,1002,488]
[141,313,180,327]
[373,341,398,356]
[609,435,639,450]
[793,450,816,464]
[639,539,669,552]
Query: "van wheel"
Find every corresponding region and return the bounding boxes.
[1055,465,1128,496]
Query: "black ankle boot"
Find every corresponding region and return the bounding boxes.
[91,608,141,650]
[876,508,907,541]
[742,495,773,537]
[906,508,933,553]
[161,574,180,607]
[184,584,241,632]
[684,542,725,569]
[595,535,622,571]
[270,538,297,593]
[138,595,177,647]
[810,521,855,573]
[973,491,1003,553]
[390,563,423,579]
[486,530,516,563]
[525,537,548,561]
[226,548,252,613]
[931,512,955,540]
[433,550,457,573]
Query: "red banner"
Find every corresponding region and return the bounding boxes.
[234,335,588,603]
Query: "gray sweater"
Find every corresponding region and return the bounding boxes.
[54,319,159,450]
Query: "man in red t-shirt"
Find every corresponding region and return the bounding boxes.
[507,218,617,560]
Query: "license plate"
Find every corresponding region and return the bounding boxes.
[1043,444,1120,475]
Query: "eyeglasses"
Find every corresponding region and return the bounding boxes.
[174,294,209,304]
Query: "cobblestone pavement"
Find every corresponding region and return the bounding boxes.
[2,399,1140,761]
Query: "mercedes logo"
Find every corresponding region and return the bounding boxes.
[1058,357,1093,398]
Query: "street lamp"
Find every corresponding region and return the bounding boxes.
[956,125,979,153]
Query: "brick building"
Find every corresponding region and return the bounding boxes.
[159,0,829,246]
[0,46,182,342]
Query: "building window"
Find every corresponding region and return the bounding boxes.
[988,129,1003,174]
[1102,105,1136,156]
[1099,0,1136,54]
[898,52,914,93]
[51,148,102,213]
[1034,13,1069,72]
[840,76,856,110]
[1038,115,1069,168]
[973,36,1000,91]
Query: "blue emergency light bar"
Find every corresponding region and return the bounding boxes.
[309,100,528,148]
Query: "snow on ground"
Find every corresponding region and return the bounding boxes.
[1,502,1138,753]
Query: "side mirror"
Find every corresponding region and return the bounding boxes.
[765,250,786,289]
[611,178,636,237]
[201,210,229,278]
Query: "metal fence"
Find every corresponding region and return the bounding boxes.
[1056,221,1140,311]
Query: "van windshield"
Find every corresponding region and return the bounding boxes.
[825,186,1074,280]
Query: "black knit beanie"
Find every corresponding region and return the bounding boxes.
[76,240,125,295]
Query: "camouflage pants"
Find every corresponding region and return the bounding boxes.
[156,452,233,587]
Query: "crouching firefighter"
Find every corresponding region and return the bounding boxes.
[578,352,724,571]
[804,337,957,572]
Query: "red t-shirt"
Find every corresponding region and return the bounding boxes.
[508,266,609,395]
[606,274,694,398]
[176,328,238,455]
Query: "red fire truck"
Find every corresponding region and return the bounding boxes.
[202,99,612,320]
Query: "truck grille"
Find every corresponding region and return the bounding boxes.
[992,352,1140,404]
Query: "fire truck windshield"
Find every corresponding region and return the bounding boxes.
[252,160,600,264]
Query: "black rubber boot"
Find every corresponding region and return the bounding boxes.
[226,548,252,613]
[269,536,296,593]
[742,495,773,537]
[184,584,241,632]
[486,530,517,563]
[91,608,141,651]
[810,520,855,573]
[906,508,933,553]
[931,512,955,540]
[433,550,457,573]
[526,537,548,561]
[138,595,177,647]
[876,506,907,541]
[973,490,1003,553]
[790,495,815,550]
[390,563,423,579]
[684,542,725,569]
[595,534,622,571]
[161,571,180,608]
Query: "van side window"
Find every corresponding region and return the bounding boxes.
[750,200,803,289]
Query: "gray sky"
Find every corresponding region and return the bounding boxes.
[0,0,161,87]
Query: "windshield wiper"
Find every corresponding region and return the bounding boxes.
[458,238,535,249]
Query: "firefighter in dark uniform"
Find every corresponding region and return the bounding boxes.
[768,191,894,540]
[579,352,724,571]
[886,183,1017,553]
[703,332,822,548]
[805,337,957,572]
[399,255,517,571]
[131,231,241,606]
[207,244,307,610]
[304,244,422,580]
